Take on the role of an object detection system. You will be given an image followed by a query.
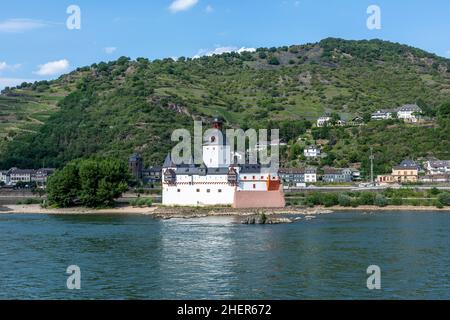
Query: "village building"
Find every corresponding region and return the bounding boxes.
[279,167,317,187]
[322,168,354,183]
[9,168,35,184]
[253,139,287,152]
[161,119,285,208]
[397,104,422,123]
[316,116,331,127]
[142,167,162,184]
[128,154,162,184]
[0,167,55,187]
[377,160,419,184]
[349,116,364,126]
[34,168,56,185]
[0,170,10,185]
[425,159,450,175]
[304,145,321,158]
[371,109,394,120]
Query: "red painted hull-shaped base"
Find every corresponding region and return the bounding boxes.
[233,186,285,209]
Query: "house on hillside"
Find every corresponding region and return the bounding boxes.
[349,116,364,126]
[371,109,394,120]
[304,145,321,158]
[317,116,331,127]
[397,104,422,123]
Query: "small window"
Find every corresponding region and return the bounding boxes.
[253,176,256,180]
[207,189,211,193]
[196,189,200,192]
[244,176,247,180]
[177,189,181,193]
[218,189,222,193]
[261,176,264,179]
[253,184,256,189]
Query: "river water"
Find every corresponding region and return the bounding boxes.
[0,211,448,299]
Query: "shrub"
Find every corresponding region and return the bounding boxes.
[338,194,352,207]
[358,192,375,205]
[322,193,339,207]
[390,197,403,206]
[374,194,388,207]
[268,56,280,65]
[437,193,450,206]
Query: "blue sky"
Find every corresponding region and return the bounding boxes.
[1,0,449,89]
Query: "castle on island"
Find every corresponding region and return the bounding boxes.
[160,119,285,208]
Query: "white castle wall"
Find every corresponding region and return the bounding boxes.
[162,173,235,206]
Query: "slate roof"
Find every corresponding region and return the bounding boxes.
[398,104,421,112]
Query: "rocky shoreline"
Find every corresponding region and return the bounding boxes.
[151,206,333,220]
[0,204,448,220]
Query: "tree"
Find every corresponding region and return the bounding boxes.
[46,162,80,207]
[47,157,129,208]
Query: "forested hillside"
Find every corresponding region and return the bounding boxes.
[0,38,449,171]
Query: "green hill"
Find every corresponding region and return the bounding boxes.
[0,38,449,171]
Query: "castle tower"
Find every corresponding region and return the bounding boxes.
[202,118,231,168]
[129,154,143,181]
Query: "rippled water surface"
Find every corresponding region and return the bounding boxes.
[0,211,448,299]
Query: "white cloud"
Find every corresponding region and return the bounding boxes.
[0,18,47,33]
[446,50,450,56]
[205,5,214,13]
[0,61,22,72]
[194,46,256,58]
[34,59,70,76]
[104,47,117,54]
[0,77,36,90]
[169,0,199,13]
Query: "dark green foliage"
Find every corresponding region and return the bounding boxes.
[268,56,280,65]
[47,157,129,208]
[374,194,388,207]
[437,193,450,206]
[338,194,352,207]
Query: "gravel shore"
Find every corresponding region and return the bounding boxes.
[0,204,448,217]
